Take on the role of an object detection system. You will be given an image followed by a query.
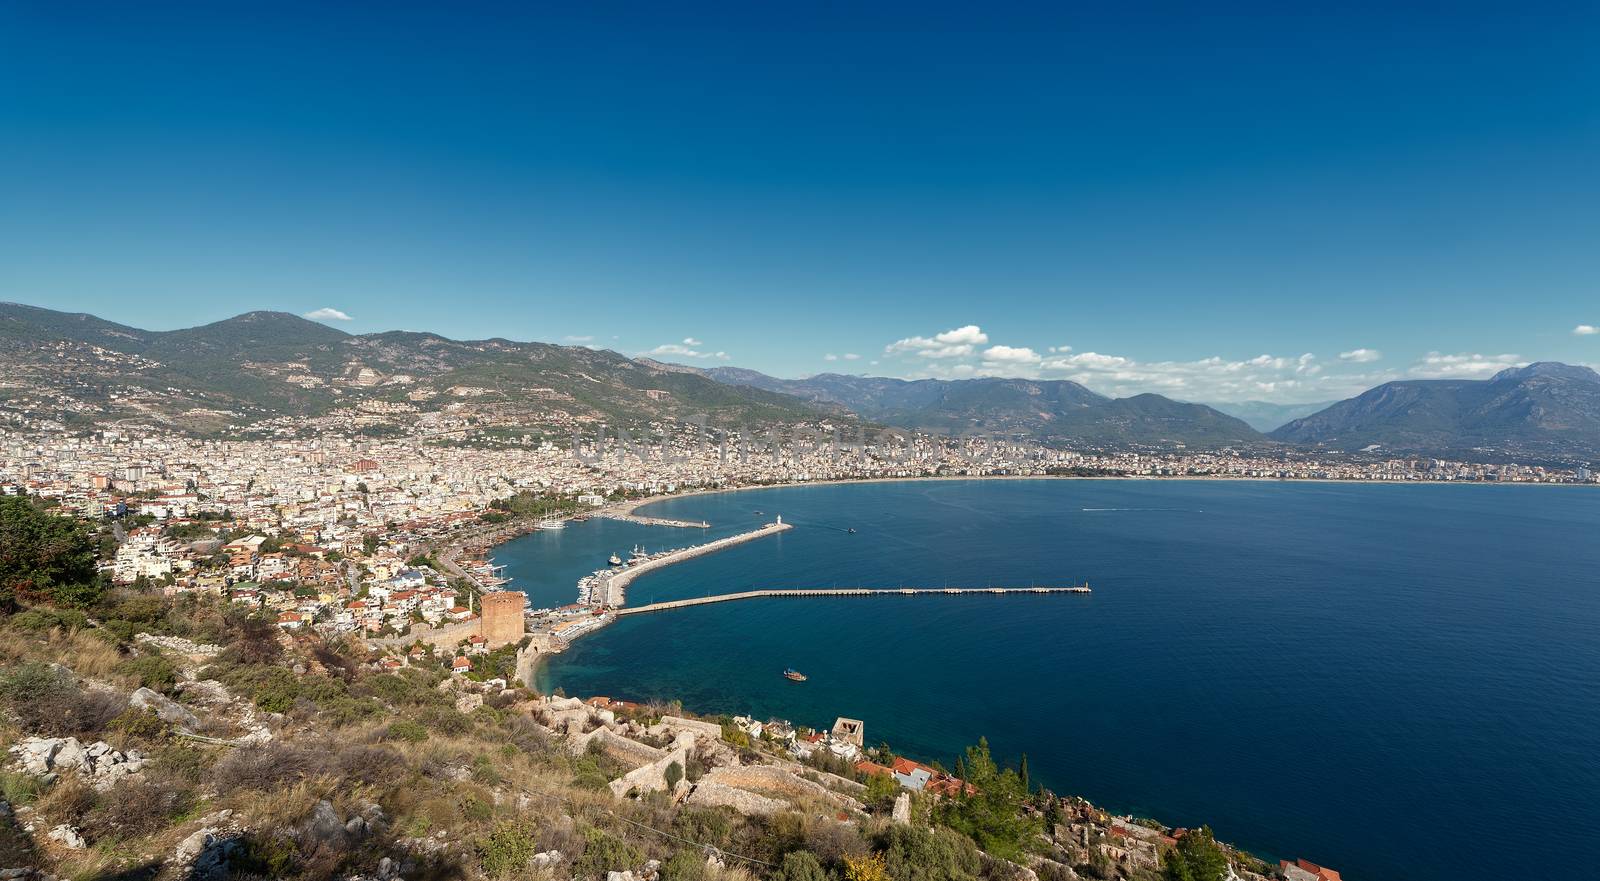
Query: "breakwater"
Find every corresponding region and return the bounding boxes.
[590,521,792,606]
[592,511,712,529]
[615,585,1091,616]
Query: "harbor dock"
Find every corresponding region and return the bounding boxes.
[615,585,1092,616]
[587,520,792,606]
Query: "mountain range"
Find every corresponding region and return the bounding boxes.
[0,303,825,434]
[675,367,1264,448]
[4,303,1599,459]
[1269,362,1600,459]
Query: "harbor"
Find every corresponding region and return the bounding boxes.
[525,511,1097,654]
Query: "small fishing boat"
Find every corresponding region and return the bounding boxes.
[608,553,623,566]
[783,668,807,682]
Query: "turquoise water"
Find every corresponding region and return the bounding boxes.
[510,479,1600,881]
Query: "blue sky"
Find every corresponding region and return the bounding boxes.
[2,2,1596,402]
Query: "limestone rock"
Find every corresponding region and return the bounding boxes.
[176,827,216,862]
[48,824,86,849]
[130,686,200,729]
[305,800,346,846]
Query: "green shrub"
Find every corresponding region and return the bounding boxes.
[775,851,835,881]
[420,706,472,736]
[478,820,538,879]
[661,848,708,881]
[6,607,88,633]
[251,667,300,713]
[119,654,179,693]
[384,719,429,743]
[109,707,171,743]
[573,826,643,880]
[671,807,733,849]
[665,759,684,790]
[881,824,981,881]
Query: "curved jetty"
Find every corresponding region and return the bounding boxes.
[589,521,792,606]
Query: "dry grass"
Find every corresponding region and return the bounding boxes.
[223,776,341,829]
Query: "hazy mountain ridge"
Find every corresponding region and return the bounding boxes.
[697,367,1265,447]
[1270,362,1600,458]
[1201,399,1339,432]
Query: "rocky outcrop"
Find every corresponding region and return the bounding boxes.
[135,633,222,656]
[9,737,147,790]
[130,686,200,730]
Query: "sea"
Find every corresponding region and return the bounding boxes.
[493,478,1600,881]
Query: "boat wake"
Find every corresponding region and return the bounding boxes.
[1081,507,1204,513]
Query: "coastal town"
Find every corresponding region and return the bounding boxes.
[0,417,1585,880]
[1,420,1594,663]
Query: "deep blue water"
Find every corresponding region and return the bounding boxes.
[512,479,1600,881]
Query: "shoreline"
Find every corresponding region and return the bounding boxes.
[598,470,1596,521]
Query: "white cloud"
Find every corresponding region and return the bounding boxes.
[823,353,839,361]
[682,337,703,347]
[646,343,729,361]
[1339,348,1382,362]
[885,324,989,359]
[982,345,1042,364]
[1012,350,1353,401]
[303,307,352,322]
[564,334,595,343]
[1408,352,1524,378]
[1047,345,1072,353]
[1575,325,1599,336]
[842,353,861,360]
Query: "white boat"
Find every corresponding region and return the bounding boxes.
[537,517,566,530]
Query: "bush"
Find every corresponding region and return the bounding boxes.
[119,654,179,693]
[80,778,195,842]
[573,826,643,879]
[330,744,405,786]
[863,772,900,812]
[384,720,429,743]
[844,853,890,881]
[881,824,981,881]
[214,743,311,791]
[109,707,172,743]
[775,851,835,881]
[6,607,88,633]
[478,820,538,879]
[672,807,734,850]
[661,848,708,881]
[664,760,684,790]
[420,706,472,736]
[0,662,126,737]
[251,667,300,713]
